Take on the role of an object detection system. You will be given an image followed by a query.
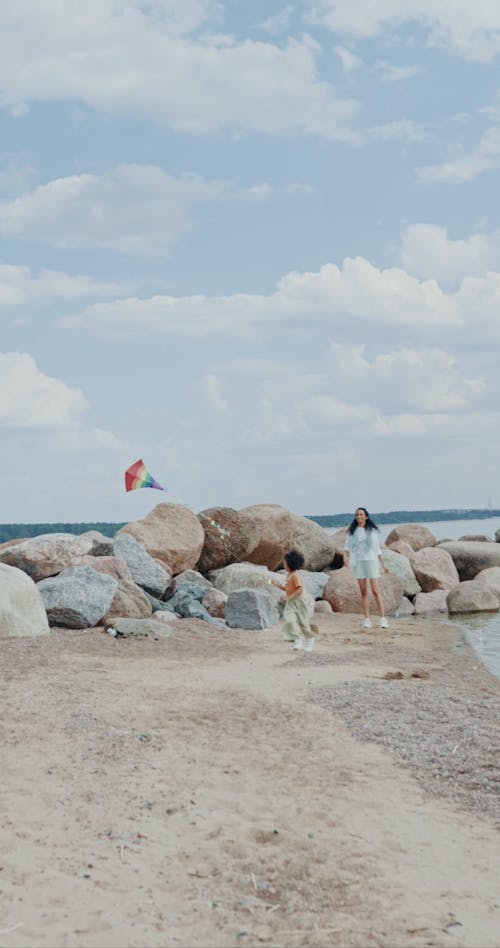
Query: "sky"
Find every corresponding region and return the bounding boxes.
[2,0,500,524]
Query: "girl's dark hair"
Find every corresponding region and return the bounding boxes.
[284,549,305,571]
[348,506,379,535]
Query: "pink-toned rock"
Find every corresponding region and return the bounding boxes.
[0,533,95,582]
[331,528,348,568]
[410,547,459,592]
[197,507,252,572]
[236,504,294,570]
[314,599,333,615]
[289,515,335,571]
[386,539,414,559]
[202,587,227,619]
[414,590,448,614]
[104,579,153,621]
[323,566,403,615]
[475,566,500,597]
[385,524,437,551]
[117,503,204,575]
[72,555,132,582]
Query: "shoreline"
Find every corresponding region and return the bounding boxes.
[1,613,499,947]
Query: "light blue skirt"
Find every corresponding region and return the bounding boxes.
[355,560,380,579]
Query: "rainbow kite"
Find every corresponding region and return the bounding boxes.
[125,459,165,493]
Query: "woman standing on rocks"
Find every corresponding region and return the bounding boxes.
[343,507,389,630]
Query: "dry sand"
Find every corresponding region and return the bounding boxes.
[1,613,499,948]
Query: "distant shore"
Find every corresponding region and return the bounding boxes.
[1,507,500,544]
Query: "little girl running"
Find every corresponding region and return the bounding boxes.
[271,549,315,652]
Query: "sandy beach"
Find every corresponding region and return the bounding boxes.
[1,614,499,948]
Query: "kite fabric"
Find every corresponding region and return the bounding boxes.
[125,459,165,493]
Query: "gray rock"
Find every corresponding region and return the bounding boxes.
[380,549,421,598]
[0,563,50,638]
[274,568,329,600]
[38,566,118,628]
[225,588,280,630]
[438,540,500,581]
[413,589,448,615]
[168,583,221,624]
[446,581,500,614]
[105,617,177,638]
[113,532,170,597]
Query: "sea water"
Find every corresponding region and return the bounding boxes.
[327,516,500,679]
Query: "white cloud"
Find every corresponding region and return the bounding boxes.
[0,165,312,253]
[308,0,500,61]
[375,61,425,82]
[0,264,126,304]
[0,353,88,426]
[401,223,500,282]
[259,5,294,35]
[64,256,464,339]
[334,45,362,74]
[200,373,232,416]
[0,3,359,140]
[417,124,500,183]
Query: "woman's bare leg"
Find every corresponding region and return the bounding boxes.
[357,578,369,618]
[369,578,385,617]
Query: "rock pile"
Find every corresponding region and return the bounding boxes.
[1,505,500,638]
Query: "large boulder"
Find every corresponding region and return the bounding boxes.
[73,553,152,621]
[446,581,499,614]
[414,590,448,615]
[289,515,335,571]
[385,524,437,551]
[438,540,500,581]
[274,568,329,600]
[236,504,294,570]
[386,539,415,559]
[113,532,170,597]
[81,531,115,556]
[104,579,153,621]
[0,563,50,638]
[197,507,252,572]
[164,569,212,600]
[474,566,500,597]
[380,549,421,598]
[330,528,348,568]
[208,562,282,607]
[409,547,459,592]
[323,566,404,615]
[0,533,95,582]
[117,503,204,575]
[225,588,280,630]
[167,583,222,624]
[38,566,118,628]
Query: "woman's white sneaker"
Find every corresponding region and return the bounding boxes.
[380,617,388,629]
[362,618,372,629]
[293,640,304,650]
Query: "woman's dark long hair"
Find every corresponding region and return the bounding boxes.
[347,507,379,535]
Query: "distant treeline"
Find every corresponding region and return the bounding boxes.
[1,509,499,545]
[308,508,500,529]
[0,522,125,544]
